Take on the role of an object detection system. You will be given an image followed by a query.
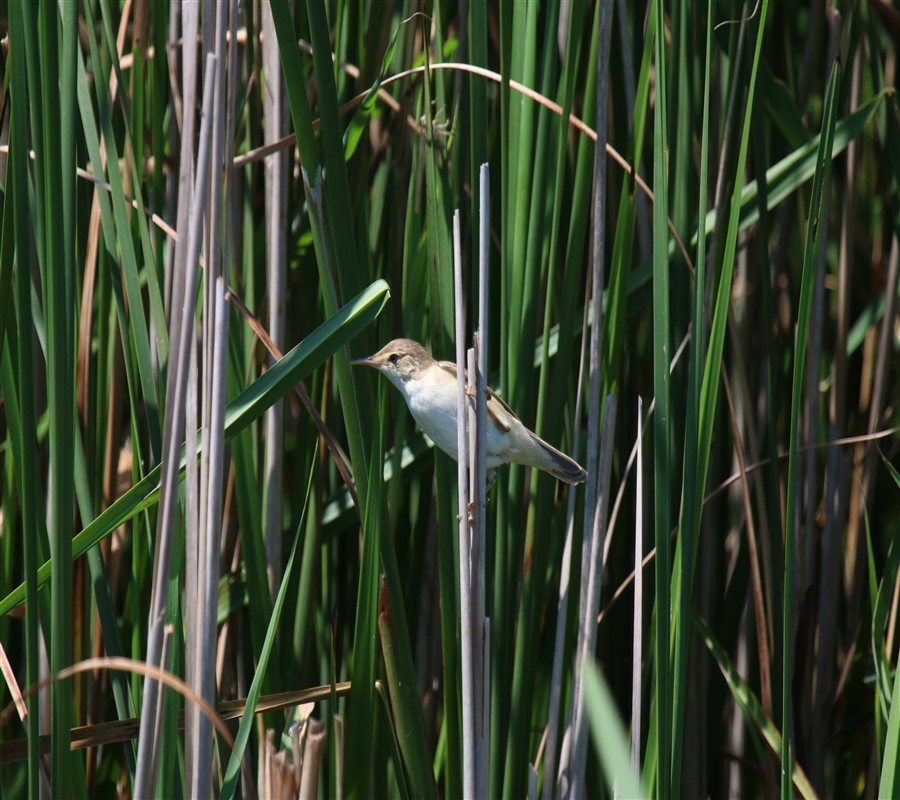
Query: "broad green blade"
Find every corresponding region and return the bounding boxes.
[0,281,391,616]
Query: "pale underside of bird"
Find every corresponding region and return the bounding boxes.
[352,338,587,485]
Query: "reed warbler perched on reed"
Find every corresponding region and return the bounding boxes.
[352,338,587,485]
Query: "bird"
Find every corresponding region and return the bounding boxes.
[352,338,587,485]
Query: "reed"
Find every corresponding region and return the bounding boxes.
[0,3,897,798]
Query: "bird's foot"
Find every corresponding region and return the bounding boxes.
[486,470,497,493]
[457,472,497,522]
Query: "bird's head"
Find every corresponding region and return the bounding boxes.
[351,338,434,390]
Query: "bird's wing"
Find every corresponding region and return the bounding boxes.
[485,387,516,432]
[435,359,516,433]
[435,359,461,381]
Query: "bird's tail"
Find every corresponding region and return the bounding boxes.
[525,431,587,485]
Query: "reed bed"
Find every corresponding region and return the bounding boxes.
[0,2,898,798]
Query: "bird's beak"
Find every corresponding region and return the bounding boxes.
[351,355,378,368]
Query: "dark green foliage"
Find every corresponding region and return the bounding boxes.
[0,3,897,797]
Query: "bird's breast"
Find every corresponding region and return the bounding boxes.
[407,377,462,460]
[404,375,532,469]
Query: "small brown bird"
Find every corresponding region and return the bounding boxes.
[352,338,587,485]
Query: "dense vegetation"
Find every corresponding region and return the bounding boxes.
[1,1,898,797]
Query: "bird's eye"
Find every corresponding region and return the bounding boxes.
[389,353,399,365]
